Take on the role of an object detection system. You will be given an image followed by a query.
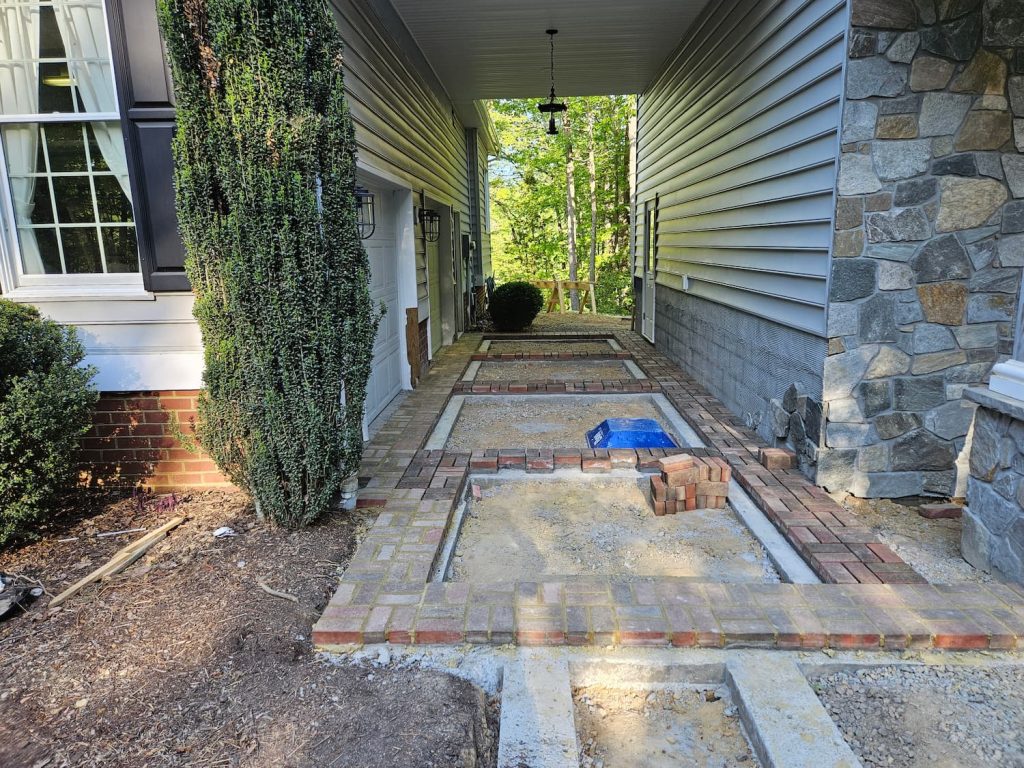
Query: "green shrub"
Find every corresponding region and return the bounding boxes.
[489,281,544,331]
[0,300,97,547]
[158,0,381,527]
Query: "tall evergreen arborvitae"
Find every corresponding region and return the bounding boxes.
[158,0,380,526]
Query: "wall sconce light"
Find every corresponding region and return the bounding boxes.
[354,185,375,239]
[418,207,441,242]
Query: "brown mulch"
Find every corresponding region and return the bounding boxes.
[0,491,498,768]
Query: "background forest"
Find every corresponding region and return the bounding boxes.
[487,96,636,316]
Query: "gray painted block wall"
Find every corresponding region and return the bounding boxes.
[655,290,827,450]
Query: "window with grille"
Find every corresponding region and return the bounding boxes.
[0,0,139,287]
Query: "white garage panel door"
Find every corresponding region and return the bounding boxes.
[363,189,403,424]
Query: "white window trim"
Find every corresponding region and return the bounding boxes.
[0,0,147,299]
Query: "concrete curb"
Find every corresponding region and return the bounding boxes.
[497,652,578,768]
[726,654,862,768]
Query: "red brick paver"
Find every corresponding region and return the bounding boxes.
[312,325,1023,651]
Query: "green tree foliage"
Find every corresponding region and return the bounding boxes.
[489,96,635,315]
[0,299,97,547]
[158,0,380,527]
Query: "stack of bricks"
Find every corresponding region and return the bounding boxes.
[648,453,731,515]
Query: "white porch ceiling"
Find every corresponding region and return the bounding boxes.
[386,0,711,100]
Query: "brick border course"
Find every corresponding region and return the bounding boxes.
[312,328,1024,650]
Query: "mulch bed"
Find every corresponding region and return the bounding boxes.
[0,491,497,767]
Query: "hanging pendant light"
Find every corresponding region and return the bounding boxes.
[537,29,567,135]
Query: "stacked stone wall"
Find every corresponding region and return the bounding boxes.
[820,0,1024,497]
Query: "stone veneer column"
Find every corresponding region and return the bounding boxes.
[963,386,1024,583]
[818,0,1024,498]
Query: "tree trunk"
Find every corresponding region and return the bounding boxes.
[586,107,598,296]
[565,112,579,311]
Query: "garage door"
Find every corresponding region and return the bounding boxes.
[363,188,403,424]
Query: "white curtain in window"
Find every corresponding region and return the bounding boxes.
[0,4,43,273]
[53,0,132,202]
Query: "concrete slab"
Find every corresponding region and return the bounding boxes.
[498,652,578,768]
[726,654,862,768]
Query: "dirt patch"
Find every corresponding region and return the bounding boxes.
[814,664,1024,768]
[445,395,681,451]
[0,491,498,767]
[486,339,614,354]
[449,478,777,583]
[474,360,633,382]
[574,685,759,768]
[841,497,988,584]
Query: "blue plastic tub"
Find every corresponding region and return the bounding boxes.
[586,418,678,449]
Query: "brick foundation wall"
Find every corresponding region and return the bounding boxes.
[418,319,430,377]
[79,391,232,492]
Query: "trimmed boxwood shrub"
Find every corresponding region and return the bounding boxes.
[0,299,97,548]
[489,281,544,331]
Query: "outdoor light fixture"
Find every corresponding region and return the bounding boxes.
[419,207,441,242]
[354,185,375,239]
[537,29,567,135]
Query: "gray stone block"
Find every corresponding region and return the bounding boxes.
[887,31,920,63]
[859,379,892,418]
[996,233,1024,266]
[984,0,1024,46]
[866,345,911,378]
[960,503,992,571]
[913,323,956,353]
[1011,75,1024,117]
[969,267,1019,293]
[865,471,925,497]
[891,429,957,470]
[910,234,971,282]
[921,12,982,61]
[894,177,938,207]
[842,101,878,143]
[893,375,946,410]
[919,92,973,136]
[925,399,977,440]
[874,139,933,180]
[816,447,858,492]
[829,259,876,301]
[846,56,909,99]
[876,411,922,438]
[859,294,898,342]
[931,153,978,176]
[838,153,882,196]
[866,208,931,242]
[967,293,1015,322]
[953,323,999,348]
[1003,201,1024,234]
[970,479,1021,535]
[1003,154,1024,198]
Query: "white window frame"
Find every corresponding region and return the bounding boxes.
[0,0,147,301]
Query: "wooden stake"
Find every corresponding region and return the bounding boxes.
[48,517,186,609]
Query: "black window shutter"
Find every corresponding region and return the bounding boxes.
[107,0,188,292]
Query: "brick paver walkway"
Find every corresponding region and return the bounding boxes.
[314,321,1024,651]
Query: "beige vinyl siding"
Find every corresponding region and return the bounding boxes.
[330,0,472,318]
[635,0,846,337]
[477,133,492,278]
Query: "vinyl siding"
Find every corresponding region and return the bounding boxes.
[331,0,474,318]
[13,1,484,392]
[477,133,492,279]
[635,0,846,338]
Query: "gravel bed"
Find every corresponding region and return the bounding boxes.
[486,339,614,354]
[842,498,989,584]
[814,664,1024,767]
[474,360,633,382]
